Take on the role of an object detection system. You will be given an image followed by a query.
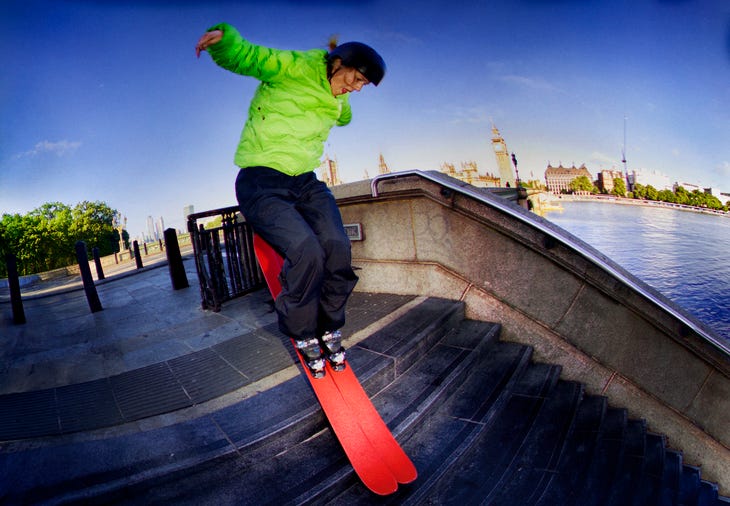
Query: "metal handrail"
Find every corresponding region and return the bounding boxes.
[187,207,264,310]
[371,170,729,356]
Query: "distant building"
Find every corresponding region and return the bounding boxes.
[490,125,515,187]
[146,215,156,242]
[544,163,592,194]
[157,216,165,240]
[597,169,626,194]
[712,189,730,202]
[378,153,391,175]
[440,161,500,188]
[675,181,704,193]
[628,169,671,191]
[320,155,342,187]
[183,205,195,221]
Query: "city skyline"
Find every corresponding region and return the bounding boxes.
[2,0,728,238]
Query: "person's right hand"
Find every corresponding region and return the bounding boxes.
[195,30,223,58]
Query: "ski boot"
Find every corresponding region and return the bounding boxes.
[294,337,326,379]
[321,330,346,372]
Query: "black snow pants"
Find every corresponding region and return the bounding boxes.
[235,166,358,340]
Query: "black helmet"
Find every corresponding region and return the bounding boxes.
[328,42,386,86]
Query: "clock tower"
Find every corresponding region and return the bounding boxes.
[491,125,515,187]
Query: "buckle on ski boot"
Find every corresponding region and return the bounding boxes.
[321,330,347,372]
[294,337,326,379]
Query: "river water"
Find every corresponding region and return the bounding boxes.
[543,200,730,342]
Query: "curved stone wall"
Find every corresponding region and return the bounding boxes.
[333,174,730,492]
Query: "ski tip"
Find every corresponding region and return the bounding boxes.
[368,467,417,495]
[368,481,399,496]
[389,458,417,485]
[354,462,399,496]
[397,467,418,485]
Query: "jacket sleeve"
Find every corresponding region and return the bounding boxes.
[205,23,293,82]
[337,95,352,126]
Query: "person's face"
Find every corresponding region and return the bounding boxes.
[329,60,370,96]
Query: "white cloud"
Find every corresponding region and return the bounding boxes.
[15,140,82,159]
[588,151,621,168]
[499,74,559,92]
[717,161,730,175]
[449,105,490,124]
[713,161,730,186]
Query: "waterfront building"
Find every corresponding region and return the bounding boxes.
[544,163,593,194]
[628,169,671,191]
[490,125,515,187]
[675,181,705,193]
[183,205,195,222]
[440,161,501,188]
[712,189,730,203]
[597,169,626,194]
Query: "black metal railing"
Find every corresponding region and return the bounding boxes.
[187,206,265,311]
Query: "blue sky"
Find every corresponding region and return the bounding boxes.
[1,0,728,237]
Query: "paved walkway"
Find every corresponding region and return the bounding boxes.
[0,254,415,443]
[0,253,276,397]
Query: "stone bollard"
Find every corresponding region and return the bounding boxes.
[75,241,102,313]
[133,241,143,269]
[143,242,148,255]
[5,253,26,324]
[164,228,189,290]
[92,247,105,280]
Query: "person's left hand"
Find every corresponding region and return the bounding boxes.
[195,30,223,58]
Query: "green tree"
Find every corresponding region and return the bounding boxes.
[0,213,25,277]
[632,183,646,199]
[0,200,118,276]
[569,175,594,193]
[657,189,675,203]
[611,178,627,197]
[645,185,658,201]
[674,186,690,205]
[704,194,723,210]
[71,201,118,257]
[204,216,223,230]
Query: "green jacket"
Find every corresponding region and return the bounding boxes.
[207,23,352,176]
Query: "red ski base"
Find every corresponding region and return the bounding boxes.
[253,234,417,495]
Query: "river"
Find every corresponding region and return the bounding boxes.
[543,200,730,342]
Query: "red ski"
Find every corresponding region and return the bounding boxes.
[253,235,416,494]
[326,361,417,485]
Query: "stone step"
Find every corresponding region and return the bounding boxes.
[3,295,728,505]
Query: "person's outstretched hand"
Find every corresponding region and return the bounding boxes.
[196,30,223,58]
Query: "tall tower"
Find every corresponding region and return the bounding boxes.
[146,216,155,242]
[491,125,515,187]
[378,153,391,175]
[157,216,165,240]
[320,155,342,187]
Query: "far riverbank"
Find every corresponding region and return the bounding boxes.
[546,193,730,218]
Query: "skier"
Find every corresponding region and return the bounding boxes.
[196,23,386,378]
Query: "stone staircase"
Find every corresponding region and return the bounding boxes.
[5,296,728,505]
